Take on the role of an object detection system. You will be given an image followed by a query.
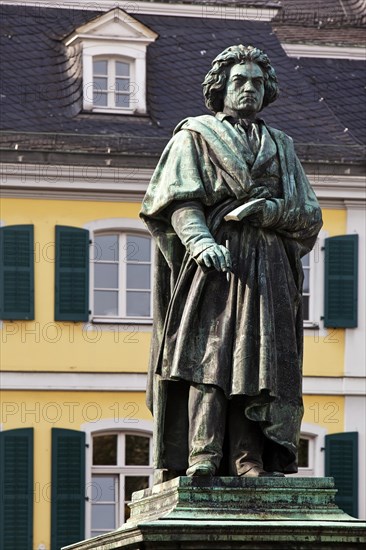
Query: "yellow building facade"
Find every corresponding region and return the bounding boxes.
[1,164,365,550]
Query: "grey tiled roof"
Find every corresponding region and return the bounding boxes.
[273,25,366,47]
[275,0,365,21]
[273,0,366,46]
[294,57,366,147]
[0,5,364,163]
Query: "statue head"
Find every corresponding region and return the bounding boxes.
[202,45,279,115]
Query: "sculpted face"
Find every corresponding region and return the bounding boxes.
[222,62,265,118]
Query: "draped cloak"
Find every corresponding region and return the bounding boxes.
[140,113,323,474]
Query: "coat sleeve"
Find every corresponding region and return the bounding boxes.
[140,130,217,221]
[255,132,323,256]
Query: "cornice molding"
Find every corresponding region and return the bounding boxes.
[317,199,345,209]
[2,371,365,395]
[309,175,366,201]
[1,1,279,21]
[281,43,366,60]
[0,163,153,199]
[2,164,364,203]
[344,199,366,210]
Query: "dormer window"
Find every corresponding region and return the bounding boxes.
[64,8,158,115]
[93,58,133,110]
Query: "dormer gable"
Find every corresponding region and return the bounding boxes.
[64,9,158,114]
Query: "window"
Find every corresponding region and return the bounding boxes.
[64,8,158,115]
[302,253,311,322]
[93,58,134,111]
[90,432,153,536]
[301,234,324,329]
[92,232,153,321]
[296,436,315,477]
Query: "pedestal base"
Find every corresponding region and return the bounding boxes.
[64,477,366,549]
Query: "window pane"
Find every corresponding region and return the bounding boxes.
[93,59,108,75]
[94,290,118,316]
[93,434,117,465]
[115,94,130,108]
[301,253,310,268]
[302,295,309,321]
[95,263,118,289]
[115,78,129,92]
[126,291,150,317]
[303,268,310,293]
[92,504,115,530]
[127,264,150,290]
[125,435,150,465]
[126,236,151,262]
[91,475,116,502]
[298,438,309,467]
[93,92,108,106]
[116,61,129,76]
[94,235,119,262]
[93,77,108,91]
[124,476,149,501]
[93,59,108,74]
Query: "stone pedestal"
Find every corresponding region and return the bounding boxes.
[64,477,366,549]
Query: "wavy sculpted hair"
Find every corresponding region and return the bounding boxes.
[202,45,279,113]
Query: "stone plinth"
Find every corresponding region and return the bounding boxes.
[64,477,366,549]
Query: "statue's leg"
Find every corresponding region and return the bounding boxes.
[228,396,284,477]
[162,381,189,480]
[228,396,264,475]
[186,383,227,476]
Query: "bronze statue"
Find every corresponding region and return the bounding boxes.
[140,45,322,480]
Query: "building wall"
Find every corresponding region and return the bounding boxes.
[0,187,364,550]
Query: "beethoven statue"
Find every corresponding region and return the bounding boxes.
[140,45,322,480]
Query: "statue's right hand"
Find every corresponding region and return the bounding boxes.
[249,186,272,200]
[195,244,232,272]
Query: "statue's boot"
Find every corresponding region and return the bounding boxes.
[186,383,227,476]
[229,396,284,477]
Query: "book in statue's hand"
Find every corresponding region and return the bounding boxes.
[224,198,266,222]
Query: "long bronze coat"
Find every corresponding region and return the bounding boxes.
[140,113,323,473]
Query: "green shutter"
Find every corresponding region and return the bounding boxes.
[0,428,34,550]
[325,432,358,517]
[0,225,34,320]
[55,226,89,321]
[324,234,358,328]
[51,428,86,550]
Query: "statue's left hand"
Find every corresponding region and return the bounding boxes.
[195,243,232,273]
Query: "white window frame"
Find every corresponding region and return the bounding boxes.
[90,430,153,536]
[302,229,328,331]
[293,422,327,478]
[301,252,312,324]
[93,231,153,322]
[297,435,315,477]
[64,9,158,115]
[82,417,154,538]
[83,45,144,114]
[91,55,136,113]
[84,219,153,325]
